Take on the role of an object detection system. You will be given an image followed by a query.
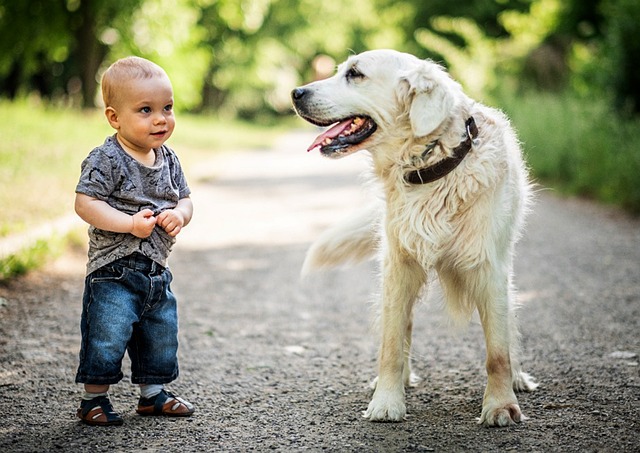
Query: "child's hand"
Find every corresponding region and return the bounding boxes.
[156,209,185,237]
[131,209,157,238]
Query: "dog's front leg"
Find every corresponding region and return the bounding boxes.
[364,253,425,422]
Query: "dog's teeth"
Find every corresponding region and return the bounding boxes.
[319,117,368,146]
[350,117,365,133]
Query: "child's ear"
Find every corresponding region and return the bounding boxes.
[105,107,120,129]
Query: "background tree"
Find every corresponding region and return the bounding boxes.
[194,0,404,116]
[0,0,639,117]
[0,0,141,107]
[0,1,72,100]
[599,0,640,115]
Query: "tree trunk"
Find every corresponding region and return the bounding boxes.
[74,1,107,108]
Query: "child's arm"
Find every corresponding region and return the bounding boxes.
[75,193,157,238]
[156,197,193,237]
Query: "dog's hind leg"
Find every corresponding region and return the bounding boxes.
[508,297,538,393]
[403,309,421,387]
[370,298,420,390]
[472,265,529,427]
[363,251,426,422]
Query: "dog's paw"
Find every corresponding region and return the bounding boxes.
[478,402,525,427]
[512,371,539,392]
[406,372,421,388]
[362,388,406,422]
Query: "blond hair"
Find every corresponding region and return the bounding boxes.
[101,56,168,108]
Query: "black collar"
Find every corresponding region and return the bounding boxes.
[405,117,478,185]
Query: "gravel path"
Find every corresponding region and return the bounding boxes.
[0,131,638,452]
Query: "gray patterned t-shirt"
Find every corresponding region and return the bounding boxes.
[76,135,191,275]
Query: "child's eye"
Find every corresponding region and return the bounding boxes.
[164,104,173,112]
[140,106,151,113]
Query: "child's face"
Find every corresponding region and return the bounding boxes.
[106,74,175,155]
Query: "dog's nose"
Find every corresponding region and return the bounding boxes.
[291,88,306,101]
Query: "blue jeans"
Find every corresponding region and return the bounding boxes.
[76,253,179,385]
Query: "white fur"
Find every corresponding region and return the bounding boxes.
[293,50,537,426]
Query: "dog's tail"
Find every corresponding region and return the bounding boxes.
[302,201,382,275]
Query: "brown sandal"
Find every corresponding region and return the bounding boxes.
[136,389,195,417]
[77,395,124,426]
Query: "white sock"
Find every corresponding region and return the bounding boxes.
[140,384,164,399]
[82,391,108,401]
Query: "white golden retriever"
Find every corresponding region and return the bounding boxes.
[291,49,537,426]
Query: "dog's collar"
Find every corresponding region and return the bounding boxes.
[405,117,478,185]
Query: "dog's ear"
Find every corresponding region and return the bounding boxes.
[400,63,455,137]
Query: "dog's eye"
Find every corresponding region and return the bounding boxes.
[346,67,365,81]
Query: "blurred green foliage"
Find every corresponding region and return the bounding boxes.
[499,92,640,213]
[0,238,64,281]
[1,0,638,118]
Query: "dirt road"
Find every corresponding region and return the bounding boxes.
[1,131,638,452]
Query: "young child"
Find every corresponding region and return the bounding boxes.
[74,56,194,426]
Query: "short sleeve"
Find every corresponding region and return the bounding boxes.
[165,147,191,199]
[75,148,116,201]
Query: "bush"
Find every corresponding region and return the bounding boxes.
[499,91,640,213]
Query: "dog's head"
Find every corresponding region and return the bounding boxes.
[291,49,463,158]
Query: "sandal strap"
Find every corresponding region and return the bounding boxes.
[137,389,194,416]
[153,390,171,414]
[78,395,123,425]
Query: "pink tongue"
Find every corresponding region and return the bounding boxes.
[307,119,353,152]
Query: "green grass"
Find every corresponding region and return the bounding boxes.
[499,92,640,214]
[0,237,63,281]
[0,101,110,236]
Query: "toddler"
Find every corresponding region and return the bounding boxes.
[74,56,194,426]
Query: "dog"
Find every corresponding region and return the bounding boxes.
[291,49,537,426]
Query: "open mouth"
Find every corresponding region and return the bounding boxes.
[306,116,377,156]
